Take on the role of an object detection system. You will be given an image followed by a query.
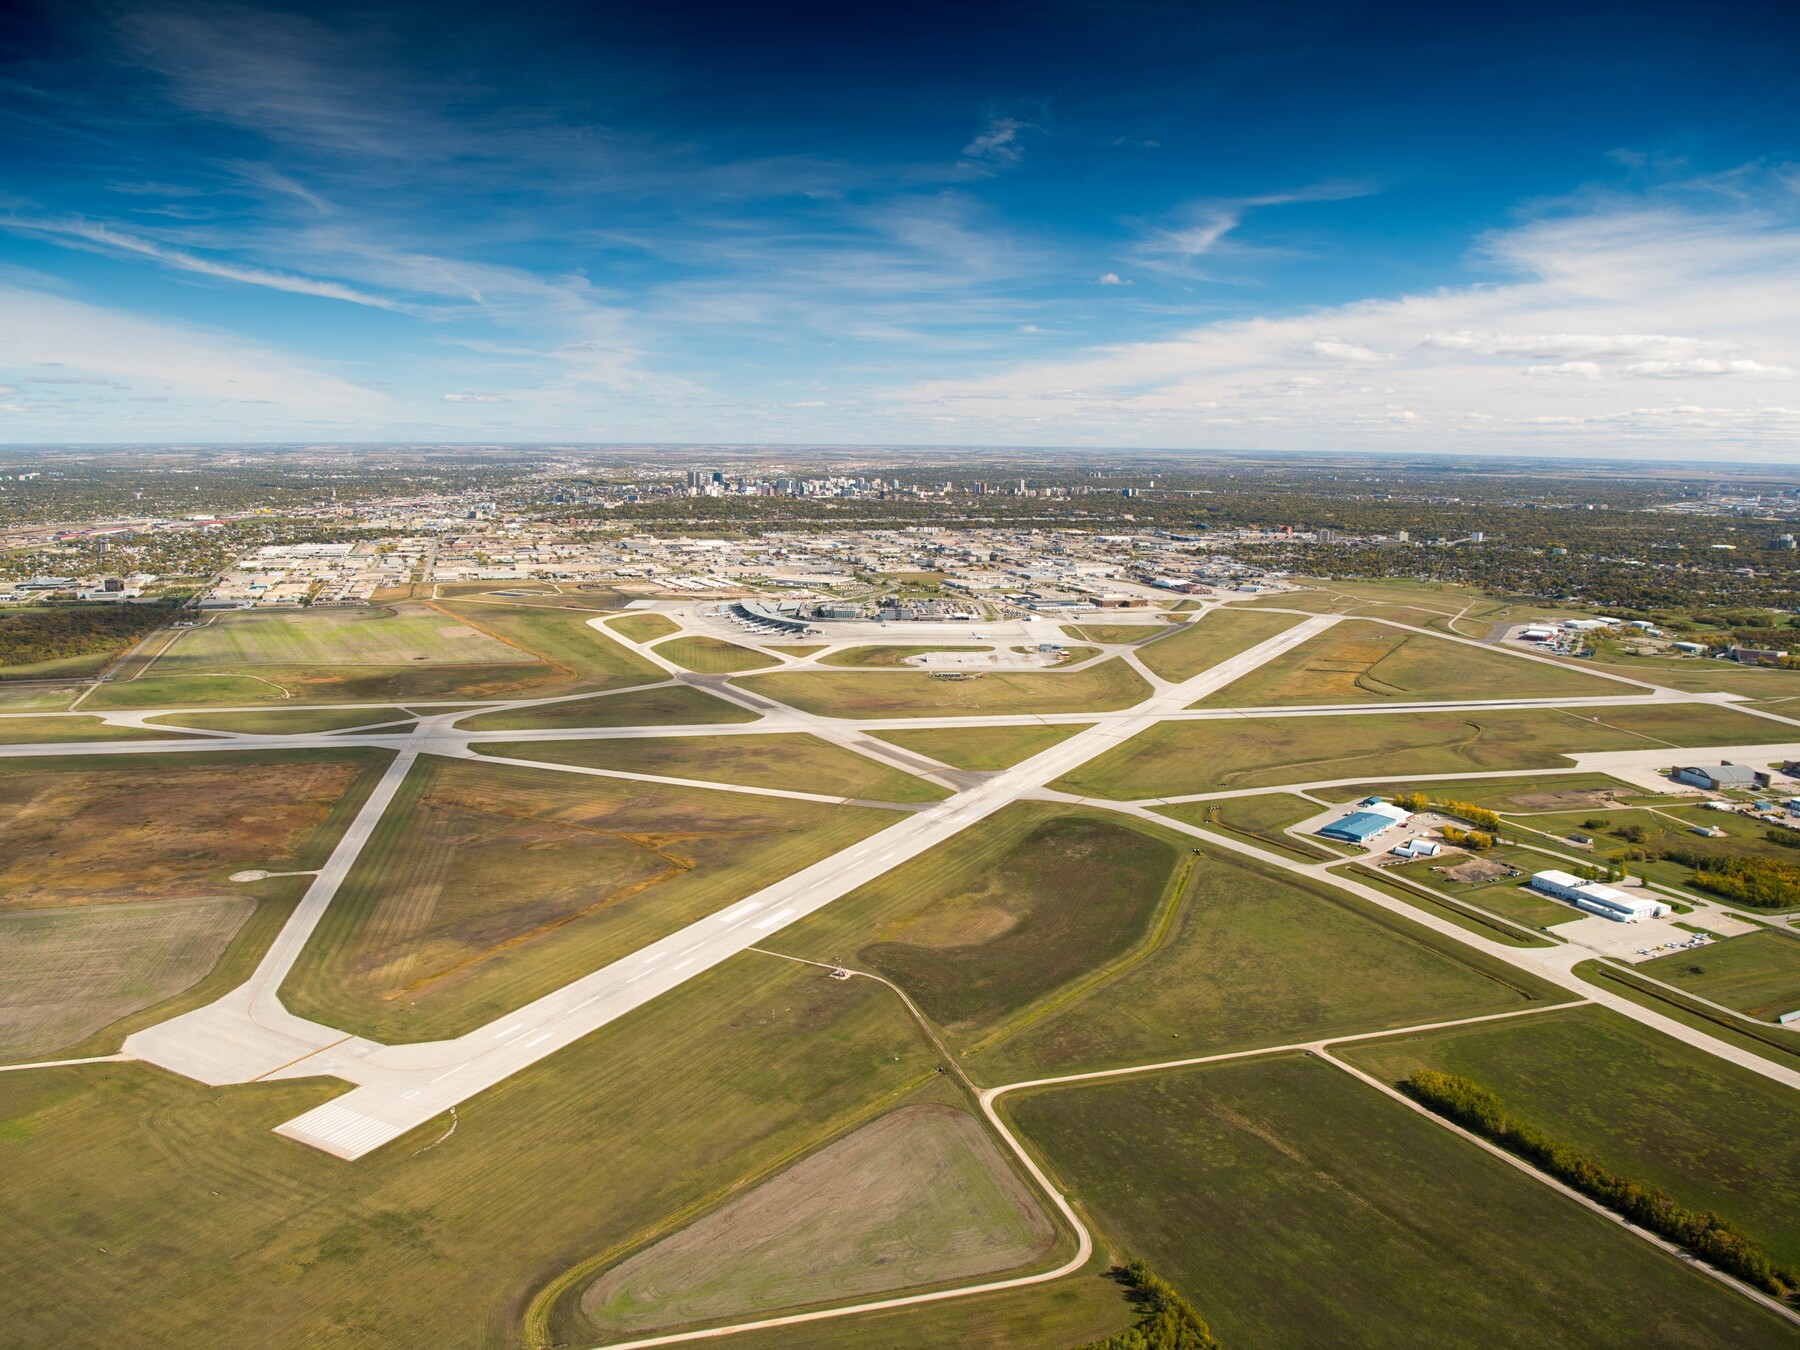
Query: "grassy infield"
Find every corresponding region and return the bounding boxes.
[2,587,1797,1343]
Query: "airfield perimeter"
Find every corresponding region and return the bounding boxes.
[4,584,1800,1345]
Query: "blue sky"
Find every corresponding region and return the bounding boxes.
[3,0,1800,457]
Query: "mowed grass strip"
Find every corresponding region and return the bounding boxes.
[0,954,939,1349]
[146,706,413,735]
[737,658,1151,719]
[607,613,680,643]
[654,636,779,673]
[1155,792,1337,862]
[434,598,663,688]
[1007,1054,1790,1347]
[1055,703,1788,800]
[454,684,755,733]
[1137,607,1304,683]
[775,806,1180,1039]
[1061,623,1165,644]
[0,714,204,743]
[156,605,520,669]
[281,755,900,1041]
[1192,618,1637,707]
[581,1104,1056,1336]
[868,722,1091,771]
[711,1261,1134,1350]
[481,733,949,803]
[1339,1003,1800,1268]
[0,897,253,1062]
[819,645,992,667]
[0,748,393,909]
[1638,931,1800,1021]
[977,847,1555,1081]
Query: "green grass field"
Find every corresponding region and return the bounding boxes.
[0,714,201,743]
[606,613,680,642]
[580,1104,1056,1337]
[1340,1004,1800,1267]
[0,896,253,1061]
[1511,803,1800,903]
[281,755,900,1041]
[713,1260,1134,1350]
[1545,650,1800,696]
[1192,618,1639,707]
[974,848,1561,1081]
[654,636,779,673]
[1060,623,1164,644]
[0,683,80,710]
[146,706,414,734]
[1136,607,1303,683]
[1637,931,1800,1020]
[868,722,1090,770]
[435,598,664,688]
[1318,772,1637,811]
[818,644,993,667]
[0,953,943,1349]
[738,658,1151,719]
[1055,703,1788,800]
[92,596,683,708]
[1008,1053,1789,1347]
[481,732,949,802]
[1337,864,1556,948]
[157,605,521,669]
[1154,792,1336,861]
[453,684,755,732]
[774,806,1181,1038]
[1381,850,1575,927]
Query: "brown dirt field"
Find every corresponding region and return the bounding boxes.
[1509,789,1623,811]
[581,1103,1057,1336]
[889,905,1021,948]
[1441,857,1510,884]
[0,760,362,907]
[0,896,253,1060]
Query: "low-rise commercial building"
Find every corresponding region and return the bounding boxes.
[1528,869,1670,922]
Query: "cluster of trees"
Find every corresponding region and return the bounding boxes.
[1665,853,1800,909]
[0,602,175,669]
[1439,826,1496,850]
[1571,861,1628,883]
[1081,1261,1221,1350]
[1404,1070,1799,1297]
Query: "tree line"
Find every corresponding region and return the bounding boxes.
[1403,1069,1798,1298]
[0,602,177,670]
[1080,1260,1222,1350]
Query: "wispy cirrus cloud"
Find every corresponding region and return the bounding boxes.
[2,214,411,309]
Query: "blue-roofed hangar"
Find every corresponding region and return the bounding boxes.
[1318,799,1413,845]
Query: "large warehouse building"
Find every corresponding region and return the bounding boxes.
[1318,799,1411,845]
[1529,869,1671,922]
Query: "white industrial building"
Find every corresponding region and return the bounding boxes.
[1529,870,1671,922]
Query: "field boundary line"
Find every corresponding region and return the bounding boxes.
[0,1053,133,1073]
[1315,1047,1800,1330]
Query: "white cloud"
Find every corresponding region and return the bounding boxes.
[0,283,383,424]
[1097,272,1129,285]
[1623,357,1791,378]
[440,392,508,402]
[1308,337,1396,363]
[886,180,1800,455]
[2,216,408,310]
